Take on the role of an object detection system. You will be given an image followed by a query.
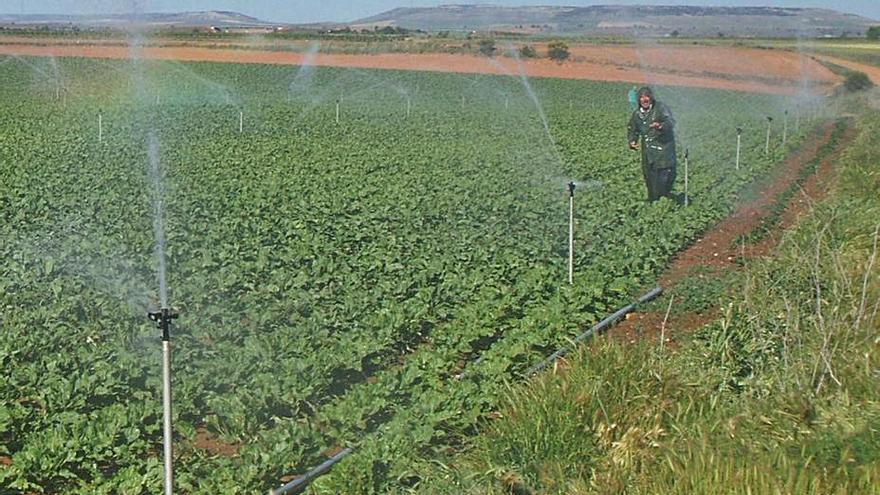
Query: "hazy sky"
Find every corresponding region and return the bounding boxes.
[4,1,879,23]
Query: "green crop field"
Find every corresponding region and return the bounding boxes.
[0,54,824,493]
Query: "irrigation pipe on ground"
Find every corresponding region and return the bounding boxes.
[269,286,662,494]
[270,448,353,495]
[523,286,663,377]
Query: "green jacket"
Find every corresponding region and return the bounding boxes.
[627,101,677,170]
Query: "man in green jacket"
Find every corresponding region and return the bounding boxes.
[627,86,677,202]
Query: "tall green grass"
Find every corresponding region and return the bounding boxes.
[411,97,880,495]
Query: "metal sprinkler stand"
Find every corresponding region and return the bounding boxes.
[683,148,689,207]
[567,181,576,285]
[147,307,179,495]
[735,126,742,170]
[782,110,788,148]
[765,116,773,156]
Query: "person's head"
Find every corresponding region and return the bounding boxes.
[638,86,654,109]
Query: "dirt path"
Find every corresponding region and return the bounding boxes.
[811,54,880,85]
[0,39,839,95]
[614,119,856,344]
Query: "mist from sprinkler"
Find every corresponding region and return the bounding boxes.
[122,7,178,493]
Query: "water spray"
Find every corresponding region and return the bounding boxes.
[567,181,576,285]
[683,148,689,207]
[147,307,180,495]
[765,116,773,156]
[735,126,742,170]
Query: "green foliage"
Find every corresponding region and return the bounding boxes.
[843,71,874,92]
[519,44,538,58]
[478,38,496,57]
[547,41,570,63]
[0,55,817,493]
[867,26,880,40]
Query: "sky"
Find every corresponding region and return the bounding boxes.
[3,1,878,24]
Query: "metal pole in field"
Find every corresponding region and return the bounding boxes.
[684,148,689,207]
[98,111,103,143]
[736,126,742,170]
[505,95,509,109]
[239,110,243,133]
[765,116,773,156]
[148,308,179,495]
[782,110,788,148]
[567,181,576,285]
[335,99,340,125]
[406,96,411,119]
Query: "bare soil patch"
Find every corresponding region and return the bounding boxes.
[0,39,839,95]
[191,426,240,458]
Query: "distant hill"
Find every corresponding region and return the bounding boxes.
[352,5,878,38]
[0,11,275,29]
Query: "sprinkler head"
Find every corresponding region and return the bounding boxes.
[736,126,743,135]
[767,116,773,122]
[148,307,179,342]
[567,181,576,197]
[685,148,689,159]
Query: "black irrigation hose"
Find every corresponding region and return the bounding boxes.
[522,286,663,378]
[268,287,662,494]
[269,447,353,495]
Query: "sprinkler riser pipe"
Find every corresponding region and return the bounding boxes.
[569,195,574,285]
[736,134,741,170]
[162,340,173,495]
[782,112,788,148]
[147,308,178,495]
[239,111,243,133]
[684,153,689,207]
[98,114,103,143]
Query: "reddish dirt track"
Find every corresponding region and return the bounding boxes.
[0,40,841,95]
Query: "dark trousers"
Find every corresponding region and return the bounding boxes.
[642,165,676,202]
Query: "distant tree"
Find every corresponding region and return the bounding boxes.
[478,39,496,57]
[867,26,880,40]
[670,29,680,38]
[843,71,874,92]
[547,41,570,63]
[519,44,538,58]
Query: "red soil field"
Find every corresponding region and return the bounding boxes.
[0,39,843,95]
